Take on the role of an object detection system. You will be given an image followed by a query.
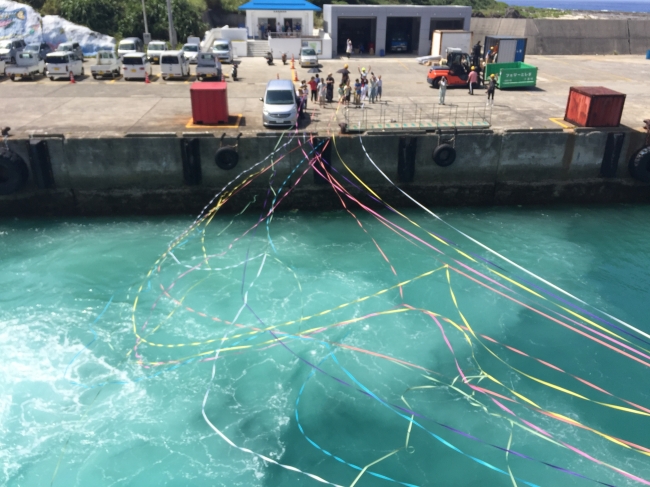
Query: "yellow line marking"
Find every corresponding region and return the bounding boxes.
[549,117,574,129]
[185,114,242,129]
[397,61,410,71]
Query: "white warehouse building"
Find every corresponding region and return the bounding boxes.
[323,4,472,58]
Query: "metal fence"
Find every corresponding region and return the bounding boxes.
[343,102,492,132]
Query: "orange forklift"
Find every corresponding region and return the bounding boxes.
[426,49,475,88]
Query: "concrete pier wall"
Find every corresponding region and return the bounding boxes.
[2,128,649,216]
[471,18,650,55]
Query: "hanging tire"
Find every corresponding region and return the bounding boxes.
[215,147,239,170]
[0,150,29,195]
[433,144,456,167]
[629,146,650,183]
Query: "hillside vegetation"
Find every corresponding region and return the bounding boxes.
[19,0,563,43]
[23,0,207,42]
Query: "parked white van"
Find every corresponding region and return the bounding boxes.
[147,40,167,64]
[45,52,83,80]
[212,39,233,64]
[118,37,144,58]
[181,43,199,64]
[122,52,151,81]
[160,51,190,80]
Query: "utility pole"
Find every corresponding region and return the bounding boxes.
[141,0,151,45]
[141,0,149,35]
[166,0,177,48]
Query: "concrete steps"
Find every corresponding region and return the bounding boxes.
[247,40,269,57]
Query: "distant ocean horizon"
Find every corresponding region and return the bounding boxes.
[504,0,650,12]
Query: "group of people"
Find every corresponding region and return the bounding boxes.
[297,64,384,111]
[437,70,497,106]
[298,73,334,113]
[337,64,382,106]
[258,21,301,40]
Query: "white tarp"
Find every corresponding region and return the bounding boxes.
[0,0,115,54]
[0,0,41,44]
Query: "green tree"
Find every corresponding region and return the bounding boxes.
[120,0,207,43]
[58,0,122,36]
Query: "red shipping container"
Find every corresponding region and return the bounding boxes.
[190,81,229,124]
[564,86,625,127]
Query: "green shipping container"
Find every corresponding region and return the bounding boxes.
[484,62,537,89]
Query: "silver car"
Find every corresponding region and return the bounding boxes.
[261,79,299,128]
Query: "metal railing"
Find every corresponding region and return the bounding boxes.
[342,101,492,132]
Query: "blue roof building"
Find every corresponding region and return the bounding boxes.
[240,0,320,39]
[239,0,321,12]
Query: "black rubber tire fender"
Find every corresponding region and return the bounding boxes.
[629,146,650,183]
[0,150,29,195]
[433,144,456,167]
[215,147,239,170]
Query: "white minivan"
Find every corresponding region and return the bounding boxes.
[117,37,144,58]
[147,40,167,64]
[212,39,233,64]
[160,51,190,80]
[122,52,151,80]
[45,52,83,80]
[261,79,299,128]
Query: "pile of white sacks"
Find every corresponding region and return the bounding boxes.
[0,0,115,54]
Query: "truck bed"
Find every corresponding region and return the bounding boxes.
[6,65,43,76]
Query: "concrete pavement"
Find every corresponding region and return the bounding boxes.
[1,55,649,136]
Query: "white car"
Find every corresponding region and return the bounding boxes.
[181,43,199,64]
[118,37,144,58]
[6,52,45,81]
[299,47,318,67]
[122,52,151,80]
[46,52,84,80]
[212,39,233,64]
[147,41,167,64]
[160,51,190,80]
[91,51,122,79]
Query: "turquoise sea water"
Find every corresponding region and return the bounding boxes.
[2,205,650,487]
[505,0,650,12]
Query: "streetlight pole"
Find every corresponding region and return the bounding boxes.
[141,0,149,36]
[166,0,177,48]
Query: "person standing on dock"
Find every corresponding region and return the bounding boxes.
[468,66,479,95]
[346,39,353,59]
[354,79,361,105]
[326,73,335,102]
[377,75,382,101]
[486,73,496,105]
[309,76,318,102]
[439,76,447,105]
[486,46,496,64]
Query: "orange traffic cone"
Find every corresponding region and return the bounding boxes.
[145,71,150,84]
[69,70,75,84]
[290,54,295,69]
[292,69,298,82]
